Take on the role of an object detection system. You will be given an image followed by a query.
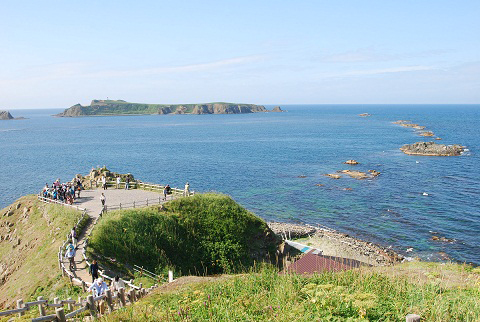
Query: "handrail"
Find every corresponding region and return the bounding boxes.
[37,195,87,212]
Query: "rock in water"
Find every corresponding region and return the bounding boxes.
[0,110,14,120]
[400,142,464,156]
[271,106,285,112]
[344,159,359,165]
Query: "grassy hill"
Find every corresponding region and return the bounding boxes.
[0,196,86,309]
[102,262,480,321]
[88,194,278,276]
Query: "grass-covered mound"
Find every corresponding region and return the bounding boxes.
[103,262,480,321]
[88,194,278,275]
[0,196,85,309]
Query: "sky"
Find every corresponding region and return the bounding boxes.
[1,0,479,109]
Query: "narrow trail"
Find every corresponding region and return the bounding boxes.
[61,188,166,284]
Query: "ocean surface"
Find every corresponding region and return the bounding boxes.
[1,105,479,264]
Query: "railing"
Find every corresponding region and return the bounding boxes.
[93,180,194,196]
[37,195,87,212]
[0,284,158,321]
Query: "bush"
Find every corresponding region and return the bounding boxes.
[88,194,277,275]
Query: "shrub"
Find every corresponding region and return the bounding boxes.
[88,194,277,275]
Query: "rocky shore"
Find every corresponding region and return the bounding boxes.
[400,141,465,156]
[267,222,403,266]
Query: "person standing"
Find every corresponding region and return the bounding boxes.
[116,176,121,189]
[163,186,167,200]
[100,193,106,214]
[102,176,107,190]
[125,177,130,190]
[184,182,190,196]
[70,226,77,249]
[65,244,76,271]
[90,260,99,283]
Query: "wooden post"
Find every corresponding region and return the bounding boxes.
[119,203,122,210]
[87,295,97,317]
[146,198,148,206]
[78,296,82,307]
[168,270,173,283]
[139,282,143,289]
[17,299,24,317]
[56,307,66,322]
[128,289,136,303]
[133,201,135,208]
[105,289,114,312]
[69,274,73,284]
[67,297,73,311]
[82,280,87,292]
[37,296,46,316]
[118,287,126,307]
[406,314,421,322]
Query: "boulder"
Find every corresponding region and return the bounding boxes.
[419,131,435,137]
[400,142,464,156]
[344,159,359,165]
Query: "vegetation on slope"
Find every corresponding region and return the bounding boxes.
[102,262,480,321]
[88,194,278,276]
[0,196,85,309]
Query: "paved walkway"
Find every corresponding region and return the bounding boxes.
[62,188,166,284]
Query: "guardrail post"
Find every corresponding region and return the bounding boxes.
[87,295,97,317]
[106,289,114,312]
[82,280,87,292]
[119,203,122,209]
[67,297,73,311]
[37,296,46,316]
[118,287,126,307]
[16,299,24,317]
[56,307,67,322]
[133,201,135,208]
[406,314,421,322]
[78,296,82,308]
[128,289,136,303]
[146,198,148,206]
[54,297,60,305]
[168,270,174,283]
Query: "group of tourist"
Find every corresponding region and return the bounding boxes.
[41,178,83,205]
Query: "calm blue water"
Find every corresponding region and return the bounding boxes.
[1,105,479,264]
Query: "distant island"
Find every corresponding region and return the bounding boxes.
[0,110,26,120]
[55,100,285,117]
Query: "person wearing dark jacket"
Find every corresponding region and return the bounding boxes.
[90,260,99,283]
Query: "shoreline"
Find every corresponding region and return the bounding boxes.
[267,221,404,266]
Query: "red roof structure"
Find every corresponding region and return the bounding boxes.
[282,251,369,275]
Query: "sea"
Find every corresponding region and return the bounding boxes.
[1,105,479,264]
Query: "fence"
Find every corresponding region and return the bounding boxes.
[0,284,159,321]
[89,180,193,196]
[37,195,87,213]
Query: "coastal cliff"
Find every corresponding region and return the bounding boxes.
[56,100,270,117]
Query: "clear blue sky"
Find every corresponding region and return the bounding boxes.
[1,0,479,108]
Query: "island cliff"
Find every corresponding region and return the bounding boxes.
[56,100,271,117]
[0,110,14,120]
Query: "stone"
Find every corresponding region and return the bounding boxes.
[323,174,341,179]
[344,159,359,165]
[297,175,307,178]
[339,170,369,180]
[358,113,371,117]
[0,110,14,120]
[419,131,435,137]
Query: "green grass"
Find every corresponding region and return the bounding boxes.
[88,194,277,276]
[0,196,85,309]
[102,263,480,321]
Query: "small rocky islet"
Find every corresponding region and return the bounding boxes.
[0,110,25,120]
[393,119,466,156]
